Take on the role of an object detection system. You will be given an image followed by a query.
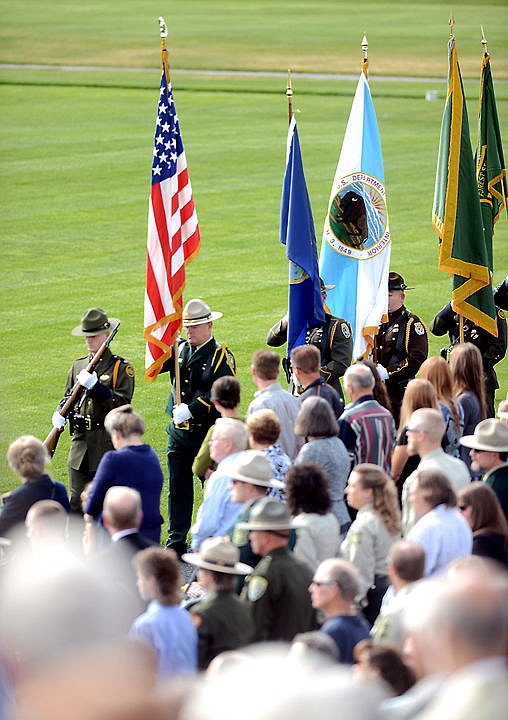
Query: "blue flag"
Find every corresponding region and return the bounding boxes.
[280,117,325,356]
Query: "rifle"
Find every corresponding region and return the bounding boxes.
[44,323,120,457]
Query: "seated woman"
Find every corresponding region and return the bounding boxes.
[342,464,401,625]
[294,396,351,536]
[285,462,341,571]
[130,547,197,679]
[84,405,164,543]
[0,435,70,538]
[457,482,508,568]
[182,537,255,671]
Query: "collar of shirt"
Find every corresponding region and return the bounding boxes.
[111,528,138,542]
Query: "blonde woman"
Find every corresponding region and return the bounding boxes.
[1,436,70,537]
[342,464,401,624]
[419,356,463,456]
[391,379,439,490]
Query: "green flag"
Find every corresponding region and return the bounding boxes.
[476,51,507,271]
[432,36,497,336]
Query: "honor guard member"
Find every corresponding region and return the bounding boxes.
[430,301,507,418]
[239,497,316,642]
[374,272,428,426]
[52,308,135,513]
[267,279,353,405]
[494,275,508,310]
[161,299,236,558]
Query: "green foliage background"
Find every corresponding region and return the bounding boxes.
[1,1,507,527]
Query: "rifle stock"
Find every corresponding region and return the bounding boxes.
[43,323,120,457]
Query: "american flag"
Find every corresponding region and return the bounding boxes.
[144,62,200,381]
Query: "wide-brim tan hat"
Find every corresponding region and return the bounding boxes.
[71,308,119,337]
[182,537,252,575]
[182,299,222,327]
[460,418,508,452]
[236,497,300,531]
[230,451,285,490]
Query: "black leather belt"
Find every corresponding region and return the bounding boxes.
[71,416,104,433]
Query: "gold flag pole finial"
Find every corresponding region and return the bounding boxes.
[449,15,455,37]
[158,16,168,41]
[158,16,170,90]
[480,25,488,56]
[286,69,293,125]
[361,34,369,79]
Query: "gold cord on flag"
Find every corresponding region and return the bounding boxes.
[361,34,369,79]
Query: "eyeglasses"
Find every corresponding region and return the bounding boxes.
[406,427,428,434]
[311,580,336,587]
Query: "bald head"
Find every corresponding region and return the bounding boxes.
[103,487,142,534]
[408,408,445,449]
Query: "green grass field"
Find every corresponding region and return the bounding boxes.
[1,1,507,530]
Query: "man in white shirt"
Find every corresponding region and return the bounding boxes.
[401,408,470,535]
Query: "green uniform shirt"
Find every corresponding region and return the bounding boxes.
[241,546,316,642]
[64,347,135,472]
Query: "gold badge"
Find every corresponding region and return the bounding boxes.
[100,374,110,382]
[126,364,135,378]
[247,576,268,602]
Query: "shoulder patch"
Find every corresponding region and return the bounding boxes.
[414,322,425,336]
[341,322,352,339]
[125,364,135,378]
[498,308,505,319]
[247,575,268,602]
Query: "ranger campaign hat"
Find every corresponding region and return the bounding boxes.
[320,278,335,292]
[460,418,508,453]
[182,299,223,327]
[236,496,300,531]
[71,308,119,337]
[230,451,285,490]
[182,537,253,576]
[388,272,414,291]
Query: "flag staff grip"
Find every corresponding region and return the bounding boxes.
[286,69,293,125]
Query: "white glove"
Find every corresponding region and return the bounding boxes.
[52,411,67,430]
[172,403,192,425]
[77,369,98,389]
[376,363,389,381]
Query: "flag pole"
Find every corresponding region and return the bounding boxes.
[481,26,508,220]
[361,34,369,79]
[158,15,183,404]
[449,14,464,344]
[286,69,293,126]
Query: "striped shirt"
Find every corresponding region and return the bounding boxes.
[338,396,396,474]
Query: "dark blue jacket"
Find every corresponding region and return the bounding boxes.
[0,474,70,537]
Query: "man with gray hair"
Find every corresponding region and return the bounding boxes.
[401,408,470,534]
[102,486,154,552]
[190,418,248,550]
[309,558,370,664]
[338,364,396,473]
[402,561,508,720]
